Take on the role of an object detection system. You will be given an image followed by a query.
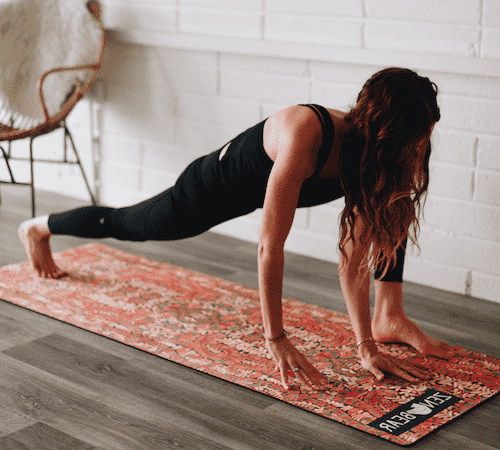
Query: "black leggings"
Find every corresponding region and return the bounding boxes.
[49,150,266,241]
[49,118,275,241]
[48,126,406,282]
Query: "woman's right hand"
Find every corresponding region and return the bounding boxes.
[265,334,331,391]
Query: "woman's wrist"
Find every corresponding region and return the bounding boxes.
[265,329,287,342]
[356,337,378,358]
[356,337,374,348]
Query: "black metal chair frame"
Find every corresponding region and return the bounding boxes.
[0,121,96,217]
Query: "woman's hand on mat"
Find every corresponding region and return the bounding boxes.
[266,335,330,391]
[358,340,431,383]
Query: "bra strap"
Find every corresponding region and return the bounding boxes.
[299,104,335,176]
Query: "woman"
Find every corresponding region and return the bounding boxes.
[19,67,453,391]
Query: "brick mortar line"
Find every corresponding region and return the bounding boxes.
[426,193,500,210]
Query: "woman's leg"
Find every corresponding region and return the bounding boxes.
[374,238,407,282]
[19,146,263,277]
[18,187,203,278]
[369,238,453,357]
[18,197,186,279]
[371,280,454,358]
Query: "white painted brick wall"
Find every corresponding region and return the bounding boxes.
[220,53,309,77]
[366,0,481,25]
[424,196,500,243]
[484,0,500,26]
[475,171,500,207]
[428,162,474,200]
[102,3,177,32]
[265,15,362,46]
[404,258,471,295]
[482,28,500,59]
[22,0,497,303]
[266,0,364,17]
[431,130,477,167]
[176,119,237,150]
[181,0,263,10]
[179,8,262,39]
[311,82,360,113]
[220,69,310,104]
[439,96,500,134]
[365,22,481,56]
[478,137,500,171]
[143,142,200,175]
[176,94,261,128]
[141,168,178,197]
[429,72,500,100]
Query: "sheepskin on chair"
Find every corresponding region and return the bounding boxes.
[0,0,102,130]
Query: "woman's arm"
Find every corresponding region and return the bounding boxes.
[259,106,329,390]
[338,212,373,347]
[259,107,317,339]
[339,213,430,382]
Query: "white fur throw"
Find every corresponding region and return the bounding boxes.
[0,0,102,130]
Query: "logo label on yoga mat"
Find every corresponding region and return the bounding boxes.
[369,389,461,436]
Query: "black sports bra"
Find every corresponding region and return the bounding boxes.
[294,104,345,207]
[299,104,336,177]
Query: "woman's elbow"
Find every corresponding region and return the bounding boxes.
[258,236,284,261]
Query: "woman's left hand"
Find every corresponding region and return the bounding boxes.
[358,339,430,382]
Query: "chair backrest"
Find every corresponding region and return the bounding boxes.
[0,0,104,140]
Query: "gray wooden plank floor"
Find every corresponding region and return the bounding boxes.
[0,184,498,450]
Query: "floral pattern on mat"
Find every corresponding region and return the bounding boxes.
[0,243,498,445]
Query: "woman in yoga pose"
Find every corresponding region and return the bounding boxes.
[19,67,453,391]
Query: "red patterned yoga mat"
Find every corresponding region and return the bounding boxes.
[0,243,498,445]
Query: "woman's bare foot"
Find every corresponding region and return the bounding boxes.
[372,313,454,359]
[18,215,66,278]
[372,281,454,359]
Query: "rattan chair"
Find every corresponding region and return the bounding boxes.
[0,0,104,216]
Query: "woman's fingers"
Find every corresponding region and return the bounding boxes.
[400,362,430,380]
[278,361,315,391]
[267,337,330,391]
[301,359,330,388]
[391,355,430,380]
[385,362,420,383]
[291,359,330,391]
[279,358,328,391]
[290,367,312,391]
[367,354,431,382]
[409,361,429,371]
[366,359,413,382]
[279,361,290,390]
[367,364,385,381]
[291,367,323,391]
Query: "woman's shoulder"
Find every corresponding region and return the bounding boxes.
[271,105,323,129]
[267,105,327,146]
[268,104,346,128]
[263,106,323,164]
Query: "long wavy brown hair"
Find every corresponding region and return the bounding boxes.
[338,68,441,278]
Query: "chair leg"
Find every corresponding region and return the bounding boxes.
[0,144,16,184]
[64,125,97,206]
[29,137,36,217]
[0,145,3,207]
